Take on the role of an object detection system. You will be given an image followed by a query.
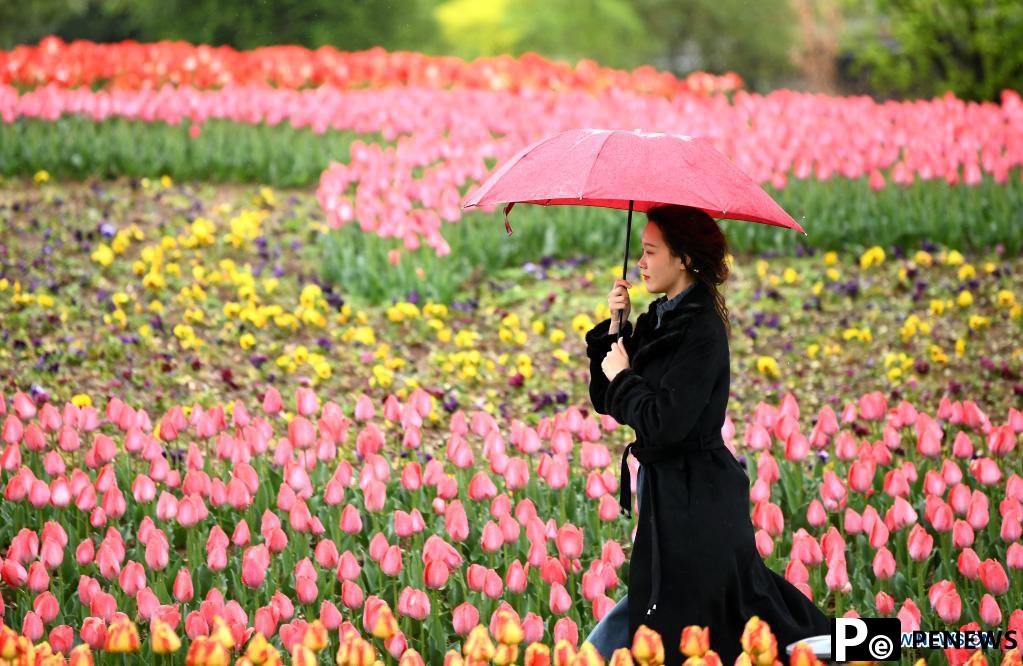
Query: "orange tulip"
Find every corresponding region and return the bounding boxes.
[209,615,236,650]
[463,625,495,662]
[631,625,664,666]
[493,643,519,666]
[739,617,777,666]
[0,624,19,659]
[291,643,317,666]
[732,652,753,666]
[789,641,819,666]
[151,618,181,654]
[493,609,525,645]
[339,636,377,666]
[371,606,398,640]
[104,618,140,653]
[398,648,426,666]
[572,641,605,665]
[302,619,328,652]
[245,632,273,664]
[552,639,577,666]
[682,650,723,666]
[444,648,467,666]
[609,647,635,665]
[68,644,94,666]
[679,626,710,658]
[524,642,552,666]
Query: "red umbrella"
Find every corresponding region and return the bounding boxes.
[461,128,805,335]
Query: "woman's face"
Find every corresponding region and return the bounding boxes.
[638,222,687,295]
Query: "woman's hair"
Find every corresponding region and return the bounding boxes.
[645,204,732,337]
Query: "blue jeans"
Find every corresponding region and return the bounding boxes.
[585,465,646,659]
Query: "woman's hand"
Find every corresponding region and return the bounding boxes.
[607,279,632,332]
[602,339,630,381]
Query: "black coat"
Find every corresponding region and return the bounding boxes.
[585,280,830,666]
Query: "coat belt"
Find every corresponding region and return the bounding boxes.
[618,432,726,618]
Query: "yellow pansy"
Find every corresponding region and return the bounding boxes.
[34,170,50,183]
[913,250,933,266]
[806,343,820,359]
[958,264,976,280]
[572,314,596,335]
[930,299,945,316]
[944,250,964,266]
[239,333,255,350]
[549,328,565,343]
[859,246,885,269]
[91,244,115,267]
[955,338,966,357]
[968,315,990,330]
[756,356,780,377]
[71,394,92,408]
[996,290,1016,308]
[956,290,973,308]
[823,251,838,265]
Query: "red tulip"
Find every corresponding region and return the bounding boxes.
[979,559,1010,595]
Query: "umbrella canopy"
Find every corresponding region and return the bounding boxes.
[462,128,805,235]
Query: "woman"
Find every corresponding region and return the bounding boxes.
[582,205,830,666]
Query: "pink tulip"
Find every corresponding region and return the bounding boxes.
[555,524,583,560]
[549,582,571,615]
[907,524,934,560]
[341,580,364,610]
[380,545,403,577]
[424,560,449,589]
[979,594,1002,626]
[295,574,318,605]
[872,546,896,580]
[27,561,49,593]
[33,591,59,624]
[320,599,343,630]
[505,560,528,594]
[934,587,962,624]
[49,625,73,654]
[397,587,430,620]
[875,591,894,615]
[254,605,278,638]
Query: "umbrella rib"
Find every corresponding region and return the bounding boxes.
[580,131,615,200]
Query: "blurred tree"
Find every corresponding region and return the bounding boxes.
[0,0,90,49]
[789,0,844,93]
[433,0,655,68]
[631,0,801,91]
[840,0,1023,101]
[4,0,441,52]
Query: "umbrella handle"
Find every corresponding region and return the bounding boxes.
[616,200,634,341]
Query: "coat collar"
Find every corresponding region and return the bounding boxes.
[630,280,713,372]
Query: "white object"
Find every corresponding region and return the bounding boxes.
[786,634,832,660]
